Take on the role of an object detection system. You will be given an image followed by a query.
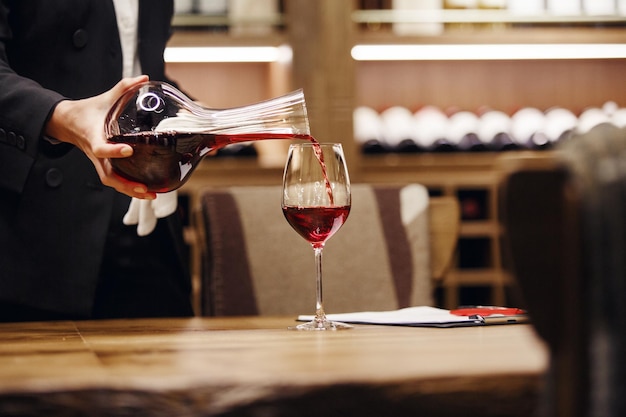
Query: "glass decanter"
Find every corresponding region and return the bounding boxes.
[105,81,310,192]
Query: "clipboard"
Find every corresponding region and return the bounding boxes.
[297,306,529,328]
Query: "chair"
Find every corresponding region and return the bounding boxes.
[196,183,459,317]
[499,123,626,417]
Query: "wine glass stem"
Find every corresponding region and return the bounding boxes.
[313,246,327,322]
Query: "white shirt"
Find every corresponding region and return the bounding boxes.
[112,0,142,77]
[112,0,177,234]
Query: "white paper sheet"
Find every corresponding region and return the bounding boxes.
[298,306,482,327]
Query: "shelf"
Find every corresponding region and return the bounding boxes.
[448,269,511,286]
[169,24,626,51]
[172,13,284,28]
[352,9,626,25]
[361,152,502,169]
[357,153,506,187]
[171,9,626,29]
[357,27,626,45]
[168,30,287,47]
[171,10,626,48]
[460,221,501,237]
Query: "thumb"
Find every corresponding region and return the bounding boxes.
[105,75,149,105]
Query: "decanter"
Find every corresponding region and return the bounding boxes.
[105,81,310,192]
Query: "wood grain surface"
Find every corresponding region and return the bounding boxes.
[0,316,548,417]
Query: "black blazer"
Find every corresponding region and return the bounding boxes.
[0,0,185,316]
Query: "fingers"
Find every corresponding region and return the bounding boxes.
[96,76,155,199]
[95,158,156,200]
[104,176,157,200]
[107,179,157,200]
[45,75,157,200]
[91,141,133,159]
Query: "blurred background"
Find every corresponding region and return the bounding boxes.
[168,0,626,309]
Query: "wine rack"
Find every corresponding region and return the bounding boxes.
[356,152,516,309]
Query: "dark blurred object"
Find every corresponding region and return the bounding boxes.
[458,132,488,152]
[361,139,389,154]
[527,131,553,150]
[457,237,491,269]
[395,138,424,153]
[458,189,488,220]
[499,123,626,417]
[429,138,457,152]
[490,132,521,151]
[216,143,257,157]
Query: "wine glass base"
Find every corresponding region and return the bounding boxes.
[289,319,353,331]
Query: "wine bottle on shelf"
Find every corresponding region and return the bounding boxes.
[582,0,614,16]
[459,132,489,152]
[446,110,480,152]
[528,131,552,150]
[510,107,546,149]
[353,106,388,154]
[395,138,423,153]
[380,106,420,153]
[612,108,626,128]
[490,132,520,151]
[546,0,581,16]
[478,109,516,151]
[429,137,458,152]
[391,0,444,36]
[544,107,578,145]
[429,106,457,152]
[413,105,449,152]
[577,107,610,135]
[507,0,544,16]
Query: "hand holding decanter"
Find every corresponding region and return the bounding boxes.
[105,81,310,192]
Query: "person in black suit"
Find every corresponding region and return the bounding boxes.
[0,0,194,321]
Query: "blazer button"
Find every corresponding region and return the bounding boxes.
[16,135,25,150]
[0,128,6,142]
[7,131,16,146]
[45,168,63,188]
[73,29,88,49]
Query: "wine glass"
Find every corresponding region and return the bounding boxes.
[282,143,352,330]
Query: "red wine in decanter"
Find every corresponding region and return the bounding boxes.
[108,132,322,193]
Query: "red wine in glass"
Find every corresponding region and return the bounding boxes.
[282,205,350,249]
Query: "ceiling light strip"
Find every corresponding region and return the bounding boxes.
[351,44,626,61]
[164,46,292,63]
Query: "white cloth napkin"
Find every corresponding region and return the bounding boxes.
[123,191,178,236]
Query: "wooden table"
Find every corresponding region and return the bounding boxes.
[0,316,548,417]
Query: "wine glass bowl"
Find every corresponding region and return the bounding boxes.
[282,143,352,330]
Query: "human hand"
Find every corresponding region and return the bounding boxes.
[44,75,156,200]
